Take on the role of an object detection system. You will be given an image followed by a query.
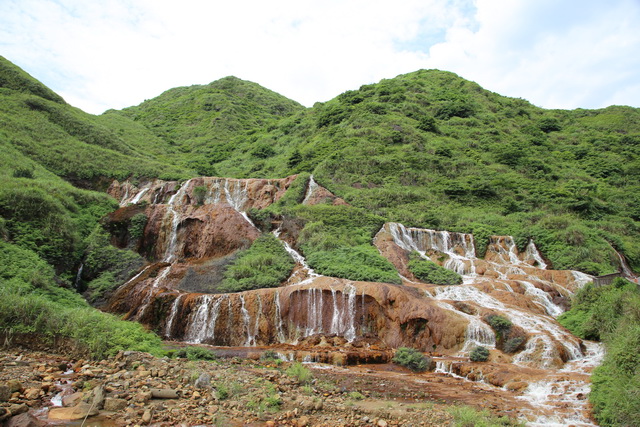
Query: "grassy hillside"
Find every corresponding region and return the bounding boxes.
[0,56,193,188]
[0,57,169,356]
[112,76,305,175]
[196,70,639,275]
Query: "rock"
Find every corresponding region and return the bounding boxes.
[0,384,11,401]
[296,415,310,427]
[194,372,211,389]
[142,409,152,424]
[151,388,178,399]
[8,404,28,416]
[48,402,99,420]
[23,388,40,400]
[0,407,9,422]
[62,392,84,407]
[92,385,105,409]
[134,391,152,403]
[6,380,23,393]
[5,412,45,427]
[104,397,128,412]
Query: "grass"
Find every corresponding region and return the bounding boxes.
[447,405,522,426]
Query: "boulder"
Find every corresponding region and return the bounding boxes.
[48,402,99,420]
[103,397,128,412]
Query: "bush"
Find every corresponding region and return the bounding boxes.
[219,234,295,292]
[470,346,490,362]
[12,167,34,178]
[503,337,525,354]
[408,252,462,286]
[392,347,432,372]
[286,362,312,384]
[192,186,207,205]
[173,346,218,361]
[485,314,512,337]
[128,213,148,239]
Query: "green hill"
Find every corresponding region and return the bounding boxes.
[191,69,639,276]
[111,76,305,175]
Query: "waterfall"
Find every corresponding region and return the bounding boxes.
[305,288,324,336]
[185,295,214,343]
[274,291,285,343]
[74,263,83,290]
[387,223,476,278]
[519,280,563,317]
[614,249,638,281]
[433,285,583,367]
[273,227,320,284]
[437,302,496,351]
[525,240,547,269]
[164,179,191,263]
[165,293,185,339]
[302,175,319,204]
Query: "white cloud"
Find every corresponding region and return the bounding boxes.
[1,0,638,114]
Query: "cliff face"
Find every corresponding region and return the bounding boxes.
[105,175,592,371]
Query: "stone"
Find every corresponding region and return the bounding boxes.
[5,412,45,427]
[48,402,99,420]
[296,415,310,427]
[142,409,152,424]
[194,372,211,389]
[378,419,388,427]
[92,385,105,409]
[134,391,152,403]
[151,388,178,399]
[8,404,28,416]
[23,388,40,400]
[62,392,84,407]
[6,380,23,393]
[104,397,128,412]
[0,384,11,402]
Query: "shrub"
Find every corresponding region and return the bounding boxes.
[128,213,148,239]
[192,186,207,205]
[503,337,525,354]
[173,346,218,361]
[485,314,512,337]
[392,347,432,372]
[12,167,34,179]
[219,234,295,292]
[408,252,462,286]
[469,346,490,362]
[286,362,312,384]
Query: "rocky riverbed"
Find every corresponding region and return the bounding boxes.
[0,346,527,427]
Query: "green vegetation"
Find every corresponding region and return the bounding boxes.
[447,405,522,426]
[292,203,401,284]
[392,347,432,372]
[286,362,313,384]
[408,251,462,285]
[219,234,295,292]
[0,242,164,359]
[558,279,640,425]
[172,346,218,361]
[469,346,490,362]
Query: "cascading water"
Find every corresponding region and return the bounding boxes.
[436,301,496,351]
[273,227,319,285]
[302,175,319,204]
[433,285,582,368]
[518,280,563,317]
[524,240,547,269]
[165,293,185,338]
[274,291,285,343]
[387,222,477,279]
[185,295,214,343]
[74,263,83,290]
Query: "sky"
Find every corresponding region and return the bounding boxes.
[1,0,639,115]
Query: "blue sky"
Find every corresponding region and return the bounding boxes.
[1,0,639,114]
